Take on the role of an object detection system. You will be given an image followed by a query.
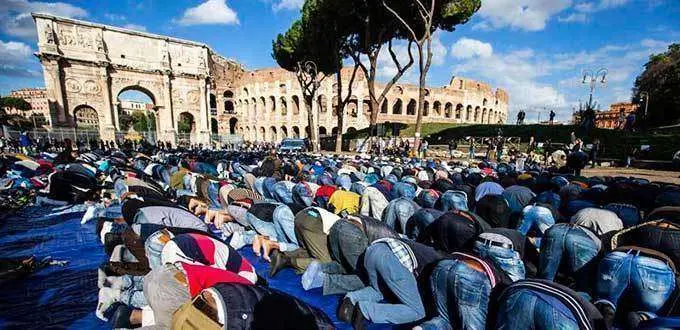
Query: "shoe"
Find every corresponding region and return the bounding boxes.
[268,250,291,277]
[301,260,325,291]
[95,287,121,321]
[337,297,356,323]
[352,303,365,330]
[229,231,246,250]
[110,303,139,329]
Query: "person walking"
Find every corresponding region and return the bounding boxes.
[590,138,600,168]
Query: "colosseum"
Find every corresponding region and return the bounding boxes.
[32,14,508,144]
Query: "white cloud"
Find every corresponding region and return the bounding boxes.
[122,23,147,32]
[272,0,304,12]
[641,38,669,49]
[474,0,572,31]
[0,0,88,39]
[177,0,239,26]
[451,38,493,59]
[374,34,448,82]
[558,13,587,22]
[0,40,40,77]
[104,13,126,21]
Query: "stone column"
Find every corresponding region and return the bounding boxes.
[197,78,210,143]
[41,56,67,125]
[99,65,116,141]
[160,72,176,145]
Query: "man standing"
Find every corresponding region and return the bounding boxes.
[448,139,458,158]
[549,110,556,125]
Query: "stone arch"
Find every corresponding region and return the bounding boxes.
[319,126,327,136]
[331,127,339,136]
[332,96,339,117]
[270,126,277,142]
[280,97,288,116]
[292,95,300,115]
[251,97,257,117]
[178,112,195,134]
[433,101,442,116]
[229,117,238,134]
[362,96,371,115]
[466,105,472,122]
[455,104,463,119]
[483,98,488,107]
[348,96,358,117]
[259,97,266,115]
[224,90,234,98]
[392,99,403,115]
[116,87,156,133]
[259,126,266,141]
[73,105,100,129]
[423,101,430,116]
[281,126,288,138]
[407,99,417,116]
[445,103,453,118]
[346,127,357,134]
[292,126,300,138]
[482,108,487,124]
[489,109,494,123]
[269,96,276,113]
[318,95,328,113]
[224,100,234,114]
[380,100,388,114]
[209,93,217,114]
[474,106,481,123]
[245,126,251,140]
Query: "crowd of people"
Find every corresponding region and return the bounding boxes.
[1,137,680,329]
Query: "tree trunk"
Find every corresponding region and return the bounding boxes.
[304,94,319,152]
[335,70,344,154]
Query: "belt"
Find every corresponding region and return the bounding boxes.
[476,238,513,250]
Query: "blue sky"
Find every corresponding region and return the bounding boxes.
[1,0,678,121]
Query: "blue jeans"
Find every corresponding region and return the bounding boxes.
[517,205,555,247]
[474,241,525,282]
[538,224,600,284]
[382,198,419,234]
[595,251,676,313]
[419,259,491,330]
[496,289,579,329]
[406,209,443,240]
[119,275,146,308]
[245,204,298,251]
[345,243,425,325]
[604,203,641,228]
[144,230,167,270]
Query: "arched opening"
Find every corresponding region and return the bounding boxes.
[270,126,277,142]
[292,126,300,138]
[407,99,416,116]
[319,126,327,137]
[347,127,357,134]
[318,95,328,113]
[245,127,251,140]
[269,96,276,113]
[392,99,403,115]
[433,101,441,116]
[483,98,488,107]
[229,117,238,135]
[445,103,453,118]
[455,104,463,119]
[482,108,487,124]
[331,127,339,136]
[380,100,388,114]
[466,105,472,122]
[178,112,195,134]
[224,100,234,114]
[305,126,311,138]
[280,97,288,116]
[73,105,99,130]
[363,97,371,115]
[251,98,258,117]
[332,96,339,117]
[348,96,358,118]
[209,94,217,116]
[259,127,265,141]
[281,126,288,139]
[224,90,234,98]
[292,96,300,115]
[423,101,430,116]
[210,118,218,134]
[474,106,481,123]
[260,97,267,115]
[117,87,155,134]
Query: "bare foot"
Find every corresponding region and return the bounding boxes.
[261,239,280,262]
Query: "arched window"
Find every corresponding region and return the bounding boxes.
[445,103,453,118]
[392,99,403,115]
[433,101,442,116]
[455,104,463,119]
[407,99,416,116]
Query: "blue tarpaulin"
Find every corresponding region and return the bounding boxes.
[0,206,389,329]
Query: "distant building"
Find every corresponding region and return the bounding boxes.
[3,88,51,128]
[596,102,637,129]
[118,100,153,115]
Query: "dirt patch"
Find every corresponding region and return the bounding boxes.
[582,167,680,185]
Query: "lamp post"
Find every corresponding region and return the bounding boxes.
[639,91,650,118]
[582,68,608,106]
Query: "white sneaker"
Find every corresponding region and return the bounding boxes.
[301,260,325,291]
[229,231,246,250]
[95,287,121,321]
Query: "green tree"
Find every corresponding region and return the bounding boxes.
[119,112,133,131]
[383,0,481,149]
[0,97,32,112]
[178,114,193,134]
[131,110,153,132]
[632,43,680,127]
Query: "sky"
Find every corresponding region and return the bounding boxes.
[0,0,678,122]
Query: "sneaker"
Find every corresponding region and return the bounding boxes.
[229,231,246,250]
[301,260,325,291]
[95,287,121,321]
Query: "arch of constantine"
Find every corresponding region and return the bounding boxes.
[33,14,508,144]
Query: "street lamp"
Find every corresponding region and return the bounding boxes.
[582,68,608,106]
[639,91,650,119]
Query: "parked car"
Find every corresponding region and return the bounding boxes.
[279,138,306,153]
